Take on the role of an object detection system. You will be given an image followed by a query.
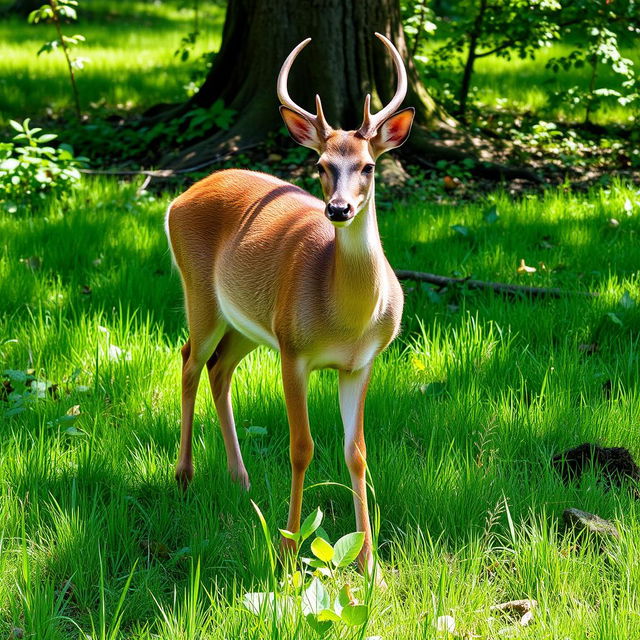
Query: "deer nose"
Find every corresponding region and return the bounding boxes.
[326,201,353,222]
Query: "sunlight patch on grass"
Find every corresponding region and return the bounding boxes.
[1,177,640,637]
[0,2,224,123]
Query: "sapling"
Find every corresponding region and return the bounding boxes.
[28,0,88,119]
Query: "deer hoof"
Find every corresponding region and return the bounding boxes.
[230,466,251,491]
[358,547,387,589]
[175,464,194,491]
[280,535,298,558]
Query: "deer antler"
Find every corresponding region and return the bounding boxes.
[277,38,333,140]
[357,33,408,139]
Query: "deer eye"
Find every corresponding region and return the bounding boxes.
[362,164,375,175]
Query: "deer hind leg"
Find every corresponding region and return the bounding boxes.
[176,294,226,490]
[338,363,376,577]
[206,329,256,490]
[280,353,313,552]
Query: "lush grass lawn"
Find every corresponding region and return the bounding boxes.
[2,1,640,637]
[1,0,637,128]
[0,0,224,125]
[2,176,640,638]
[440,42,640,125]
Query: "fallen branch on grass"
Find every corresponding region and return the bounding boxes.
[395,269,597,299]
[79,144,260,180]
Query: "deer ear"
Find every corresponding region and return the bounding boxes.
[280,106,323,152]
[370,107,414,156]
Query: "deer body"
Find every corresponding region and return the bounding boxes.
[167,34,414,575]
[169,168,402,371]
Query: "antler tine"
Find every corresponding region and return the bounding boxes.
[360,93,373,136]
[358,32,408,138]
[314,94,330,134]
[277,38,332,138]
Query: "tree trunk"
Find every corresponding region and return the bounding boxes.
[160,0,453,170]
[458,0,488,123]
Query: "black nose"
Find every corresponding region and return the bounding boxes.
[326,202,353,222]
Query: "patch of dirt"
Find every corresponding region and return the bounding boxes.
[552,442,640,497]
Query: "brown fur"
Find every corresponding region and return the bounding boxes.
[167,108,412,577]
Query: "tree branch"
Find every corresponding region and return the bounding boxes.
[395,269,597,299]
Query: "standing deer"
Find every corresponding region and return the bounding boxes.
[165,33,413,575]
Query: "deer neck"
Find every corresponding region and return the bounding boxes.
[330,193,387,328]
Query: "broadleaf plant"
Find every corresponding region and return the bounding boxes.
[243,505,373,636]
[0,119,88,212]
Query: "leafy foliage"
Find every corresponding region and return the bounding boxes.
[174,0,200,62]
[28,0,88,118]
[0,119,87,212]
[405,0,639,122]
[246,504,372,636]
[545,1,640,122]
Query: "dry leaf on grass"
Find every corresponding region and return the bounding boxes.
[516,259,536,274]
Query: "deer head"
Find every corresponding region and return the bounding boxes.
[278,33,414,227]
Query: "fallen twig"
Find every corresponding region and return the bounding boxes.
[79,144,259,180]
[395,269,597,299]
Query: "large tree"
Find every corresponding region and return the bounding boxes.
[158,0,454,170]
[157,0,538,182]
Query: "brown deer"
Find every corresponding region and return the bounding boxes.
[165,33,413,575]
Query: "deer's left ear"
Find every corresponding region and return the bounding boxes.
[370,107,415,156]
[280,106,323,152]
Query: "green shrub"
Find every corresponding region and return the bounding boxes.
[0,118,88,212]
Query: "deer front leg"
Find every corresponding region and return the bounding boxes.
[280,354,313,554]
[338,363,375,576]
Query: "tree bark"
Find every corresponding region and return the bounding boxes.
[159,0,454,170]
[458,0,487,122]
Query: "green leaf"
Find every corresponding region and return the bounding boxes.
[57,5,77,20]
[607,312,623,327]
[302,577,330,616]
[311,537,334,563]
[63,425,85,436]
[305,613,333,636]
[451,224,470,237]
[301,557,325,569]
[317,609,341,622]
[38,40,60,55]
[5,406,27,418]
[3,369,28,384]
[619,291,636,309]
[9,120,23,133]
[315,526,331,543]
[279,528,300,543]
[332,532,364,568]
[484,204,500,224]
[341,604,368,626]
[36,133,57,143]
[0,158,19,172]
[246,425,267,436]
[334,584,353,616]
[300,507,323,541]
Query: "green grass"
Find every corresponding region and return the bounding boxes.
[1,176,640,638]
[0,1,225,124]
[470,42,640,125]
[1,2,637,129]
[2,2,640,636]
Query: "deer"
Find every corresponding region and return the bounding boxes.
[165,33,414,577]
